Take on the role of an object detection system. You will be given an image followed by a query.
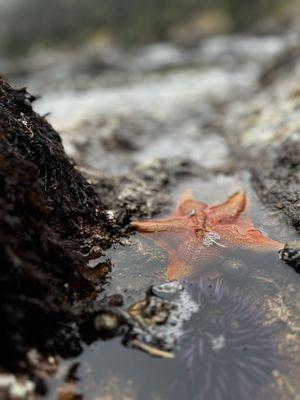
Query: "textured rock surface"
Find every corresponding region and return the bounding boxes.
[224,52,300,155]
[2,13,300,397]
[0,79,111,373]
[0,79,109,238]
[252,134,300,231]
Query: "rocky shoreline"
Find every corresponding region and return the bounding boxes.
[0,79,112,382]
[1,15,300,398]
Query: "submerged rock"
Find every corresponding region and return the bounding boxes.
[151,281,183,300]
[0,374,35,400]
[94,312,123,339]
[92,157,210,225]
[280,241,300,273]
[125,285,198,353]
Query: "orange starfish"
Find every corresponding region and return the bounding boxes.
[131,191,283,280]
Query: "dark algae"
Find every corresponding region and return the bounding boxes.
[0,78,109,239]
[0,78,112,378]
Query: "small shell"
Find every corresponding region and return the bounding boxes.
[151,281,183,300]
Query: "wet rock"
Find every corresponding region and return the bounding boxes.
[134,131,230,170]
[133,43,187,71]
[0,78,112,375]
[223,56,300,157]
[259,45,300,87]
[94,313,122,339]
[128,296,173,329]
[280,242,300,273]
[151,281,183,300]
[35,64,255,148]
[89,245,103,259]
[200,35,286,65]
[252,134,300,232]
[103,294,124,307]
[26,349,58,383]
[80,300,129,343]
[0,374,35,400]
[124,285,198,353]
[56,103,230,174]
[93,158,210,226]
[101,117,139,152]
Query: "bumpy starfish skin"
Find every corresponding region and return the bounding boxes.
[131,191,283,280]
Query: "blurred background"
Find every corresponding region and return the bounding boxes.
[1,0,300,174]
[0,0,293,56]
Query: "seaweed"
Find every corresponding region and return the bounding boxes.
[0,78,111,373]
[0,78,109,239]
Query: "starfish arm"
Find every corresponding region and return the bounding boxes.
[132,190,283,282]
[213,225,283,251]
[131,216,192,233]
[166,251,193,280]
[206,191,248,226]
[167,243,220,280]
[238,229,283,251]
[172,190,207,217]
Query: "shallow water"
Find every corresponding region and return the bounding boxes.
[29,33,300,399]
[44,175,300,400]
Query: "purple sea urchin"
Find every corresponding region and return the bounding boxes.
[178,280,279,400]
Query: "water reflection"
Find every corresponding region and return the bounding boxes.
[47,183,299,399]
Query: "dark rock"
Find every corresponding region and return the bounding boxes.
[280,241,300,273]
[0,78,112,374]
[0,78,109,239]
[92,158,210,228]
[252,134,300,232]
[94,313,122,338]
